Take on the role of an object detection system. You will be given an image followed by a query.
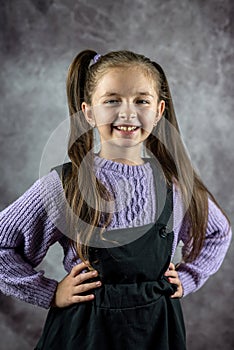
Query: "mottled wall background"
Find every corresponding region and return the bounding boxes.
[0,0,233,349]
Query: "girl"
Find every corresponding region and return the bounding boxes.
[0,50,232,350]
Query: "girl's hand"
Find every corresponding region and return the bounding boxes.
[164,262,183,298]
[52,261,102,308]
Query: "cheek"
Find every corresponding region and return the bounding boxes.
[93,106,116,126]
[97,125,114,139]
[140,111,156,132]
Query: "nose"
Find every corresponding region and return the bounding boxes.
[119,111,137,120]
[119,103,137,119]
[118,102,137,123]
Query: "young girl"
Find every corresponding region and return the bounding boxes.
[0,50,232,350]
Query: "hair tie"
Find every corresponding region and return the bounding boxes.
[93,54,102,63]
[89,53,102,67]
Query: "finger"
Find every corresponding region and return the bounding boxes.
[164,270,178,278]
[171,291,182,298]
[168,276,181,286]
[168,262,175,270]
[73,281,102,295]
[71,293,95,304]
[74,270,99,285]
[171,286,183,298]
[70,261,90,277]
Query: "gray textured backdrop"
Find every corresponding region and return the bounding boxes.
[0,0,233,349]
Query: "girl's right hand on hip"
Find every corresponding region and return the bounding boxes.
[51,261,102,308]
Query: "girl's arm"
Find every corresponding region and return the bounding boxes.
[176,197,232,297]
[0,171,65,309]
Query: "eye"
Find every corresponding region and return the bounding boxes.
[104,99,120,104]
[136,99,150,104]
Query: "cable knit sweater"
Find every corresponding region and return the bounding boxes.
[0,155,232,309]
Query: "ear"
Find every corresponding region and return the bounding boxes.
[81,102,96,127]
[156,99,165,122]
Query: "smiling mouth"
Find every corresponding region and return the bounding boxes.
[113,125,140,131]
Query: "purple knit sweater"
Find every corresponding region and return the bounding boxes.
[0,155,232,309]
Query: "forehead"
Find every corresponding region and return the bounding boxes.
[93,66,158,98]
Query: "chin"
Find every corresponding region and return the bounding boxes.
[112,142,143,151]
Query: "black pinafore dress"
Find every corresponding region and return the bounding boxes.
[35,160,186,350]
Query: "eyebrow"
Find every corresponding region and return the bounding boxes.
[100,92,155,98]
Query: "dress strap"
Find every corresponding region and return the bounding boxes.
[50,162,72,181]
[146,158,174,235]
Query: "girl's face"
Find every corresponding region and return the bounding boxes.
[82,66,165,161]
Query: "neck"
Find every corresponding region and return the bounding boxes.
[97,145,145,165]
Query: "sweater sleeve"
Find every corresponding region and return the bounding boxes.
[177,197,232,297]
[0,170,67,309]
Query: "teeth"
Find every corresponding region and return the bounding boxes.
[116,126,138,131]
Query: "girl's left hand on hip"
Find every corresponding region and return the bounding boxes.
[164,262,183,298]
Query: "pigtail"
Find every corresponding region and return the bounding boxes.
[147,61,231,263]
[63,50,114,266]
[146,62,180,184]
[66,50,97,161]
[146,61,207,261]
[66,49,97,116]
